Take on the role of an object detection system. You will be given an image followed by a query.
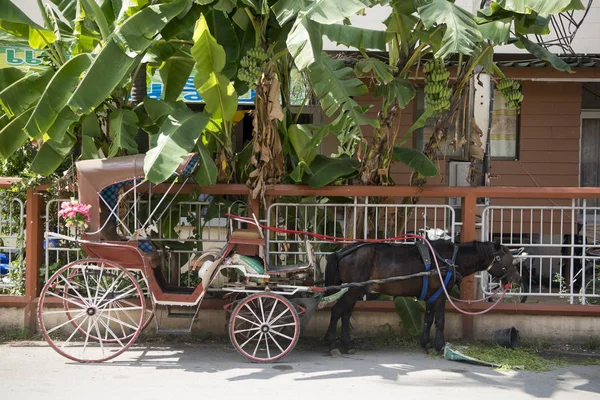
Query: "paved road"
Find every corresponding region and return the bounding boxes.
[0,341,598,400]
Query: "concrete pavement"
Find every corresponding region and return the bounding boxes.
[0,341,598,400]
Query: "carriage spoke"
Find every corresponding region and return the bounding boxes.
[92,263,105,304]
[103,305,112,342]
[43,308,85,315]
[269,322,297,329]
[235,314,261,327]
[243,303,263,324]
[239,329,262,349]
[114,301,140,330]
[258,297,266,324]
[264,333,271,359]
[59,275,90,307]
[97,316,125,347]
[270,328,294,341]
[102,313,139,331]
[61,315,89,349]
[252,333,264,358]
[97,286,139,310]
[96,272,126,305]
[82,267,94,303]
[45,311,87,335]
[265,298,277,325]
[81,316,94,359]
[268,307,291,326]
[234,326,261,335]
[93,319,106,358]
[267,332,285,353]
[45,290,87,310]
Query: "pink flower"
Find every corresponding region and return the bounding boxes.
[58,200,92,235]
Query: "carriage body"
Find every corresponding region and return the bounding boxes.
[38,155,321,363]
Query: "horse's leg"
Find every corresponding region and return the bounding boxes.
[420,302,435,351]
[325,296,346,354]
[340,287,363,354]
[433,297,447,353]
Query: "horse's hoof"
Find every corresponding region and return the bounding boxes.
[330,348,342,357]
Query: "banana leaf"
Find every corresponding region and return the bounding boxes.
[306,155,360,188]
[30,131,77,176]
[418,0,483,59]
[393,296,423,337]
[393,147,438,177]
[0,69,53,118]
[0,108,33,159]
[24,54,92,139]
[67,0,188,115]
[108,109,139,157]
[144,107,211,183]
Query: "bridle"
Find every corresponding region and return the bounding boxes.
[486,248,510,282]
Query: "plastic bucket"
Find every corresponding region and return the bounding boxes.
[491,327,519,348]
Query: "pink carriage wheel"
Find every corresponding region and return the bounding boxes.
[62,267,155,343]
[229,293,300,363]
[38,259,146,363]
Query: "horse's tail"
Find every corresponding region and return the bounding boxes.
[324,251,342,294]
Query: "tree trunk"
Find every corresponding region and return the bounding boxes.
[247,71,285,204]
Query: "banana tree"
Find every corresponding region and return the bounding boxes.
[0,0,210,177]
[354,0,581,191]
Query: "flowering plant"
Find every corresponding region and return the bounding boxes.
[58,200,91,230]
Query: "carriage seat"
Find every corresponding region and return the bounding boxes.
[82,241,161,270]
[266,263,313,274]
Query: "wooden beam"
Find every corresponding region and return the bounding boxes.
[459,193,477,339]
[24,189,44,334]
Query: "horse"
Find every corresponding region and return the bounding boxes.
[323,240,521,355]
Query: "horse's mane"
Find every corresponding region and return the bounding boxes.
[461,240,496,265]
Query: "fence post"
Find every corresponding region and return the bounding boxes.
[24,188,44,334]
[460,192,477,339]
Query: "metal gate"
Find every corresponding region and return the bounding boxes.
[480,201,600,304]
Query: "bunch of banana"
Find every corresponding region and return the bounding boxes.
[237,47,268,89]
[496,78,523,109]
[423,59,451,113]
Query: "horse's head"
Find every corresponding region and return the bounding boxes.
[486,244,521,286]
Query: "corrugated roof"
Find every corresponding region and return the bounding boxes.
[494,56,600,68]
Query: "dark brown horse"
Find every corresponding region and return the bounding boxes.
[324,240,521,354]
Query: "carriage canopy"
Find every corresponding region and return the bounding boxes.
[76,154,199,238]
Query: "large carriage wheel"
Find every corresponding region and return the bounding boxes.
[38,259,146,363]
[229,293,300,363]
[62,268,155,343]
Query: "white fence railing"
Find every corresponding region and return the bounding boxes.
[0,197,24,292]
[480,200,600,305]
[266,200,457,268]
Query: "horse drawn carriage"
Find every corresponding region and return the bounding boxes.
[39,154,328,363]
[38,154,521,363]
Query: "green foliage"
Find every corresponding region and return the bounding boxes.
[418,0,483,59]
[393,296,423,337]
[0,0,581,192]
[393,147,438,177]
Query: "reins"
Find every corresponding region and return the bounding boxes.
[226,213,510,314]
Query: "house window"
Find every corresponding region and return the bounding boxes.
[414,88,467,159]
[489,89,520,159]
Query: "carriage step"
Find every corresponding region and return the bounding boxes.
[156,329,191,335]
[166,305,197,319]
[166,311,197,319]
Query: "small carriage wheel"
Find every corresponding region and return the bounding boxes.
[38,259,146,363]
[229,293,300,363]
[62,268,155,342]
